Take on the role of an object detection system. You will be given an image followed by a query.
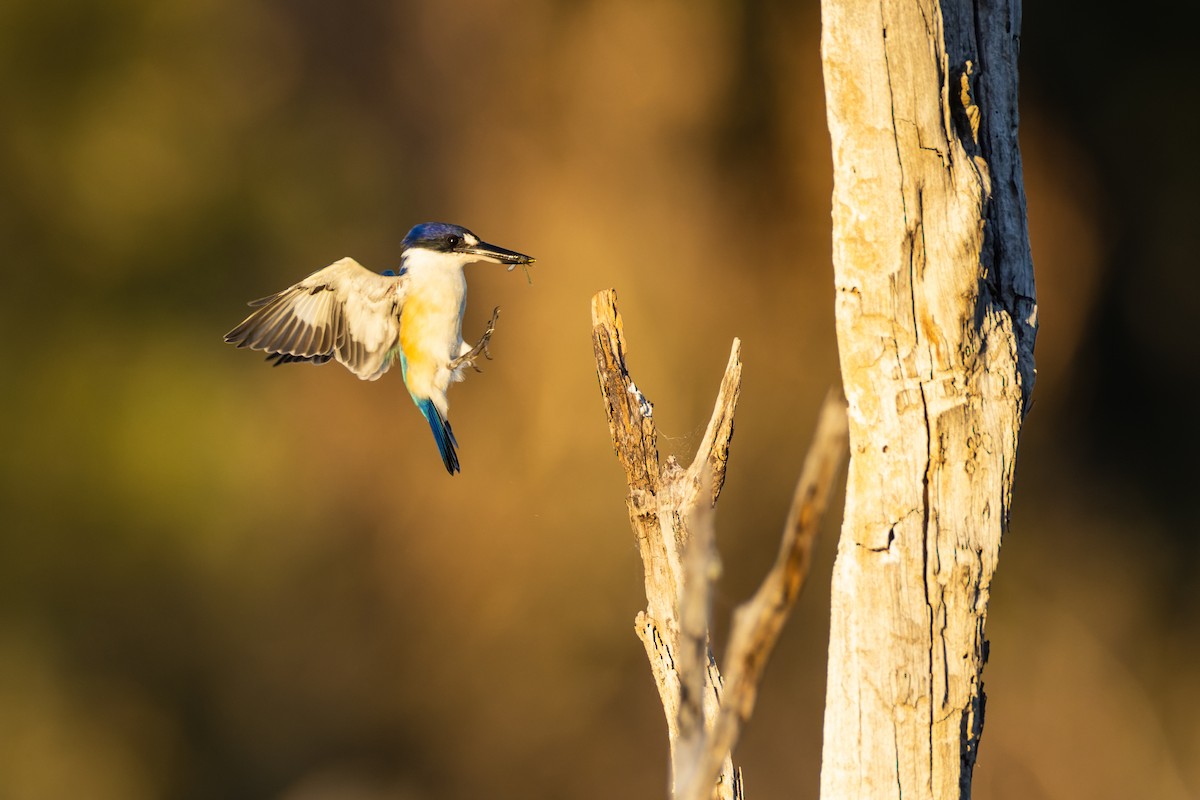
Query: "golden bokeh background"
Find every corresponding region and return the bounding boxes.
[1,1,1195,798]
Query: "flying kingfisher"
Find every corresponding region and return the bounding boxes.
[224,222,535,475]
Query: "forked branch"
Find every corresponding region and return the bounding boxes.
[591,289,847,800]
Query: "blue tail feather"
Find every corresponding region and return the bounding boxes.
[416,398,460,475]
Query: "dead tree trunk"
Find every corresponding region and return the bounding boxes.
[819,1,1037,797]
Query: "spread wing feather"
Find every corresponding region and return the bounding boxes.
[225,257,406,381]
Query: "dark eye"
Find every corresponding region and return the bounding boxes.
[446,235,461,248]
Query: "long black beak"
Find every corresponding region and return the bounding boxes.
[459,240,535,266]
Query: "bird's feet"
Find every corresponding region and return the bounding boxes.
[449,306,501,373]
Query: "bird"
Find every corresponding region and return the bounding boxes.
[224,222,535,475]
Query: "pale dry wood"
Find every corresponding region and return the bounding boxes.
[675,480,720,796]
[591,289,742,800]
[819,0,1036,798]
[592,290,848,800]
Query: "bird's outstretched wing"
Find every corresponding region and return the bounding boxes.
[225,257,406,381]
[264,352,334,367]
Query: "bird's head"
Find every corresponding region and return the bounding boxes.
[400,222,534,271]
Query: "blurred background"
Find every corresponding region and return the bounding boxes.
[0,0,1195,798]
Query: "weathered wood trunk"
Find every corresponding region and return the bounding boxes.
[818,0,1037,797]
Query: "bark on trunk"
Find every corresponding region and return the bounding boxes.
[818,1,1037,797]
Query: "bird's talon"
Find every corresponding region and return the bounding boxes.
[450,306,501,372]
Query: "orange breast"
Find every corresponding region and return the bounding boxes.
[400,299,438,394]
